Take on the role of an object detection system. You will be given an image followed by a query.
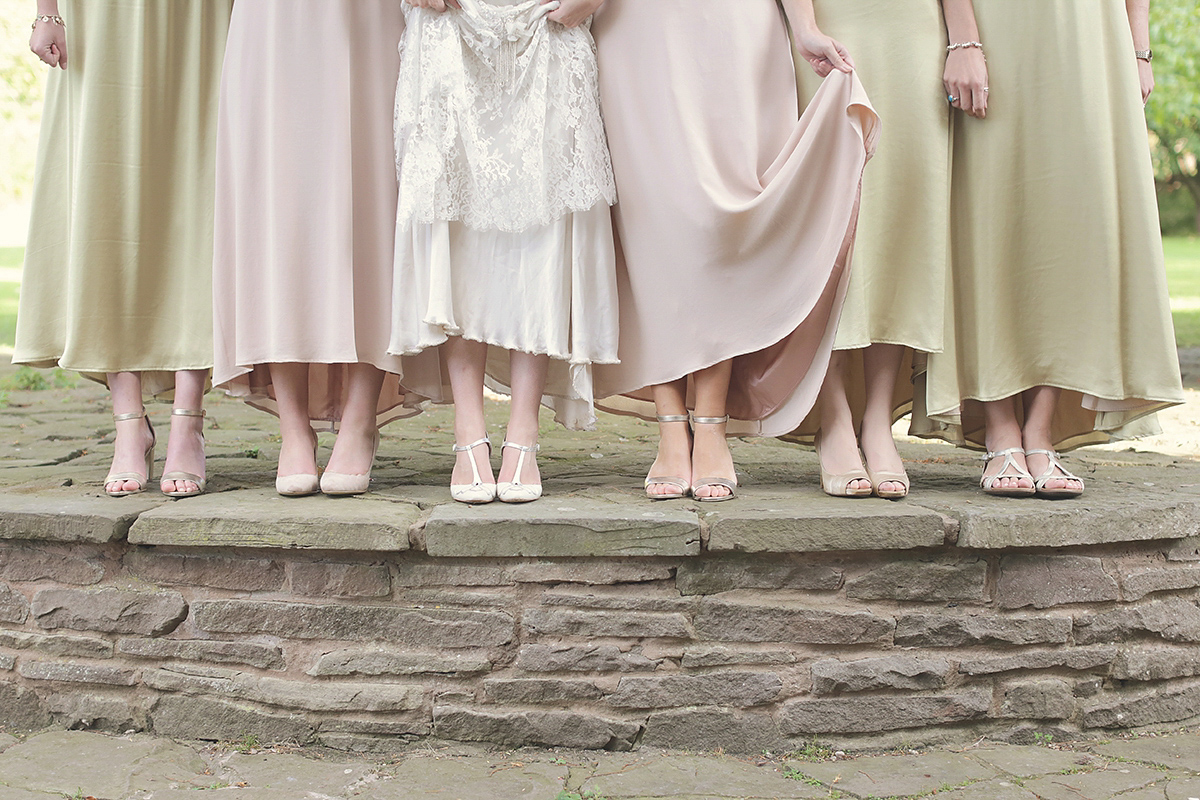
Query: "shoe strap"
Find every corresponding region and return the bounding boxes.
[113,409,146,423]
[1025,449,1084,486]
[171,408,206,418]
[501,441,539,488]
[452,436,491,453]
[690,414,730,425]
[981,446,1024,462]
[656,414,690,424]
[453,436,491,488]
[980,447,1033,488]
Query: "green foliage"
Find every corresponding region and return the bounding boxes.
[1148,0,1200,233]
[782,767,826,787]
[791,739,835,761]
[0,366,76,391]
[0,0,47,202]
[555,792,608,800]
[1034,731,1055,746]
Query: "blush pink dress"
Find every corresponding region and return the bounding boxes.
[589,0,880,436]
[211,0,444,427]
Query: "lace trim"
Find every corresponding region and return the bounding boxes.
[395,0,616,233]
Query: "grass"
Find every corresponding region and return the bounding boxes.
[1166,236,1200,347]
[0,237,1196,349]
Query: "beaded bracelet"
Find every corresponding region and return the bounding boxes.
[947,41,984,52]
[31,14,65,29]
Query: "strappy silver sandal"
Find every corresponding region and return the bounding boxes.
[497,440,542,503]
[160,408,207,498]
[451,436,496,504]
[980,447,1036,497]
[1026,448,1084,499]
[690,414,738,503]
[644,414,691,500]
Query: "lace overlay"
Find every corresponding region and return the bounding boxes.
[395,0,616,232]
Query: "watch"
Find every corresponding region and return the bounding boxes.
[1135,49,1153,62]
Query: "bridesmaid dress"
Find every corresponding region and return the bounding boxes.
[15,0,233,396]
[389,0,620,431]
[915,0,1185,450]
[589,0,880,437]
[781,0,952,444]
[211,0,443,427]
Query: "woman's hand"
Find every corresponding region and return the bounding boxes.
[1137,59,1154,104]
[543,0,603,28]
[29,18,67,68]
[406,0,460,11]
[793,27,853,78]
[944,48,988,118]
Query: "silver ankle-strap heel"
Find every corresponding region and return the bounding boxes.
[644,414,691,500]
[689,413,737,502]
[497,441,542,503]
[451,436,496,504]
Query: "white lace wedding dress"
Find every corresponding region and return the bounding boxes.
[390,0,619,430]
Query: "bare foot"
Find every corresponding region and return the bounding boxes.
[645,419,691,497]
[690,419,736,499]
[106,415,155,494]
[160,412,205,495]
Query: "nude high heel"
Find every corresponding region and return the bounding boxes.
[497,440,542,503]
[104,409,155,497]
[644,414,691,500]
[276,439,320,497]
[321,430,380,496]
[160,408,207,498]
[814,430,872,498]
[451,436,496,504]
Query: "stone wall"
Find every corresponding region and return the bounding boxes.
[4,492,1200,753]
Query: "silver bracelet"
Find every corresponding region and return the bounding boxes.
[947,41,984,52]
[1135,49,1153,62]
[32,14,65,29]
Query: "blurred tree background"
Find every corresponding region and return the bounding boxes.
[1148,0,1200,234]
[0,0,44,204]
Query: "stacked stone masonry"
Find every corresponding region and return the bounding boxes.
[2,490,1200,753]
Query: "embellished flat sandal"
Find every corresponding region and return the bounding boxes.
[980,447,1036,497]
[1026,448,1084,499]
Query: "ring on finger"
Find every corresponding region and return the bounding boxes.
[948,94,957,103]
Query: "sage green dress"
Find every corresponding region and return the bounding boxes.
[914,0,1184,450]
[14,0,233,396]
[781,0,951,444]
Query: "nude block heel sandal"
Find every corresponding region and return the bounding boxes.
[104,409,155,497]
[160,408,207,498]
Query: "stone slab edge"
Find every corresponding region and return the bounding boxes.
[128,502,417,552]
[707,503,947,553]
[0,492,159,543]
